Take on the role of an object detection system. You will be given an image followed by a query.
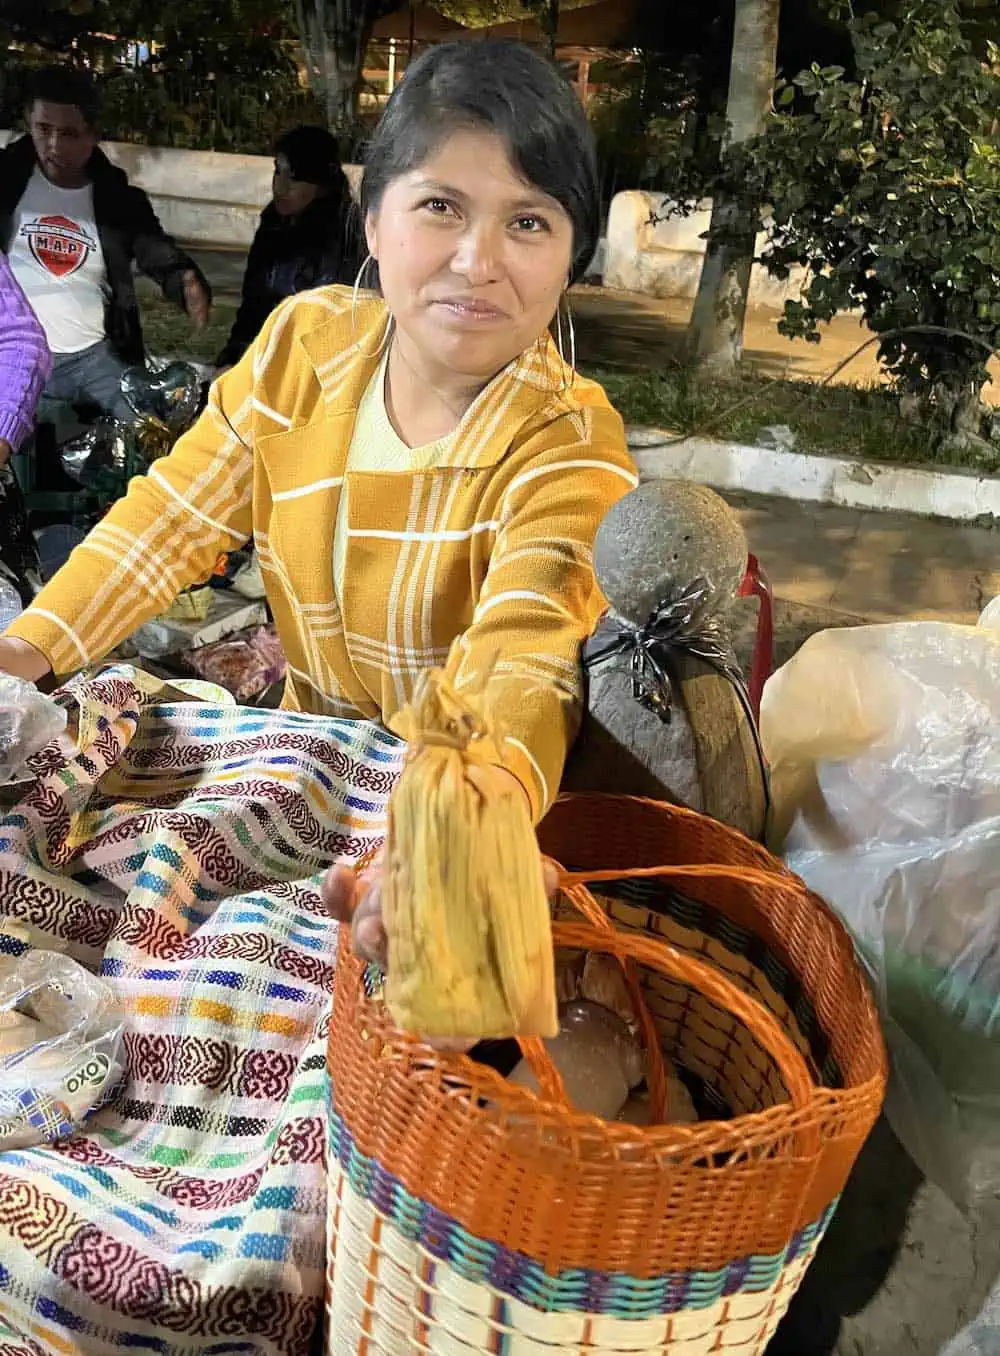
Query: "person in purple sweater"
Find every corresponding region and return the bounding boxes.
[0,252,51,604]
[0,250,51,465]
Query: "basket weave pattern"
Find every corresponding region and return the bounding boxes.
[326,794,887,1354]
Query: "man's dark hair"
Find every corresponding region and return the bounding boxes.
[24,66,100,127]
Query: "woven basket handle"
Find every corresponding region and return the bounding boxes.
[351,848,814,1122]
[518,876,815,1124]
[559,862,798,892]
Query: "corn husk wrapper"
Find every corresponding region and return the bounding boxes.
[384,665,558,1041]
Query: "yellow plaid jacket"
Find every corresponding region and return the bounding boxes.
[8,288,638,820]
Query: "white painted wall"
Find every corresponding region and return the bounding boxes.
[0,133,813,309]
[0,130,362,248]
[605,189,809,308]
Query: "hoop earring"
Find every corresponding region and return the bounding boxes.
[555,295,577,382]
[351,254,376,328]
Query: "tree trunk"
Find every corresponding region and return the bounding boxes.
[540,0,559,59]
[687,0,781,377]
[295,0,392,132]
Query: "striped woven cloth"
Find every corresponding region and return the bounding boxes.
[0,667,403,1355]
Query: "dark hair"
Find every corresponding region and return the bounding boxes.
[360,41,599,284]
[275,124,344,189]
[24,66,100,127]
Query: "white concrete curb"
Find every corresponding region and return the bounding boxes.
[628,429,1000,524]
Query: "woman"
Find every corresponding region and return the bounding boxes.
[215,124,356,369]
[0,43,637,1348]
[0,252,50,609]
[0,41,635,917]
[1,39,635,804]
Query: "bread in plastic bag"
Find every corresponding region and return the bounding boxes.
[0,675,67,786]
[761,622,1000,1212]
[0,951,125,1150]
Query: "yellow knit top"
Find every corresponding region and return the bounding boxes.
[333,348,456,608]
[7,288,638,821]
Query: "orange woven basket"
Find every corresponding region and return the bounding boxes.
[325,794,887,1355]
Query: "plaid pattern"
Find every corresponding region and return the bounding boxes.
[9,289,638,823]
[0,667,404,1355]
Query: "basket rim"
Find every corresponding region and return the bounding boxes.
[545,791,795,868]
[331,937,887,1159]
[334,790,888,1154]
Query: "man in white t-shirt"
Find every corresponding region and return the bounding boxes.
[0,66,211,423]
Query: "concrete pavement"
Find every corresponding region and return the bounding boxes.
[729,491,998,626]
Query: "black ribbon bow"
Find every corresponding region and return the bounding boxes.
[583,576,770,802]
[584,578,748,719]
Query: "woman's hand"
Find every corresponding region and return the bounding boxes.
[323,849,389,969]
[182,271,211,329]
[321,765,544,968]
[321,849,560,961]
[321,776,559,1051]
[0,637,52,684]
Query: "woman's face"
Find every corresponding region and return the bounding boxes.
[272,155,323,217]
[365,129,575,384]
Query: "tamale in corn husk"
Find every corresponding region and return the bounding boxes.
[384,665,558,1041]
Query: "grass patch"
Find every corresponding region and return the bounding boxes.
[140,292,238,366]
[584,363,1000,473]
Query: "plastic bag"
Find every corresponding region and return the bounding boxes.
[939,1280,1000,1355]
[185,624,286,702]
[761,623,1000,1212]
[0,675,67,785]
[0,951,124,1150]
[0,579,22,631]
[978,595,1000,631]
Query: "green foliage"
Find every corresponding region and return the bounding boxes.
[431,0,527,21]
[742,0,1000,404]
[588,364,966,469]
[430,0,592,27]
[2,0,321,153]
[98,68,325,154]
[588,58,709,207]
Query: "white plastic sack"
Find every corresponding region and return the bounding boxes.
[762,622,1000,1211]
[978,595,1000,631]
[0,951,124,1150]
[0,674,67,785]
[940,1280,1000,1355]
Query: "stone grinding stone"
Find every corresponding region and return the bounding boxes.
[565,650,767,841]
[568,480,766,840]
[594,482,748,626]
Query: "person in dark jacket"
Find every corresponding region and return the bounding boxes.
[0,65,212,422]
[216,125,355,370]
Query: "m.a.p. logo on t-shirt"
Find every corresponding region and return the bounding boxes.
[22,214,97,279]
[9,168,108,352]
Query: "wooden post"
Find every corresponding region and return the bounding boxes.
[577,57,591,106]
